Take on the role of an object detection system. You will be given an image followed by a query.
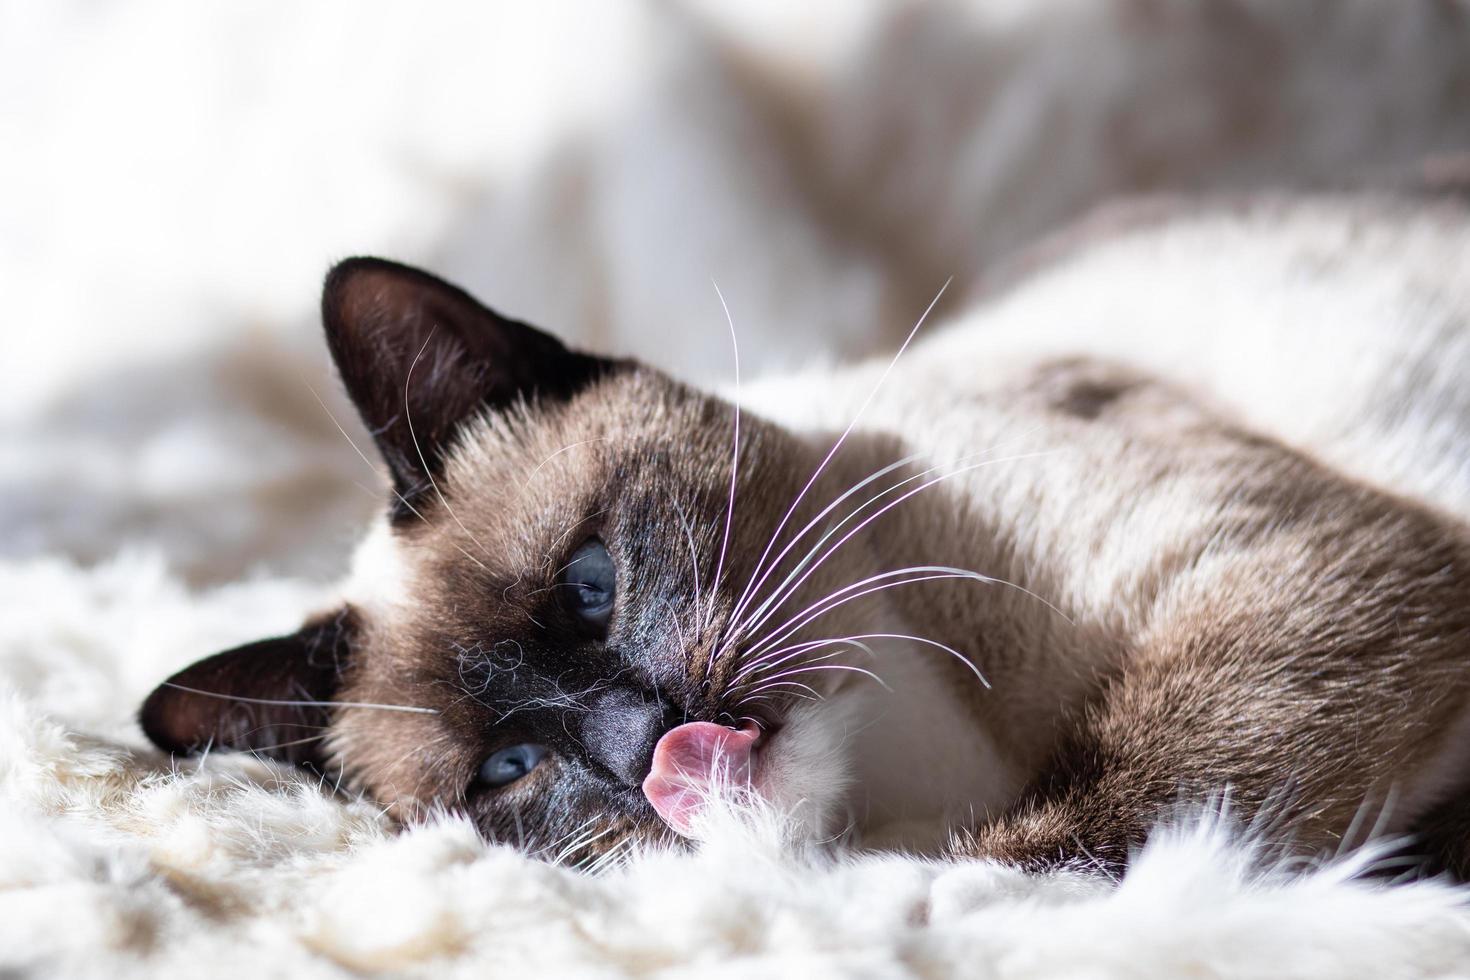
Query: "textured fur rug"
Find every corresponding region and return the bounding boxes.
[6,2,1470,976]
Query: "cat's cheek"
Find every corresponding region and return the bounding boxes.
[750,697,862,841]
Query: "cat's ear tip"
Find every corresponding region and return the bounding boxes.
[320,257,494,349]
[321,256,430,318]
[137,671,221,757]
[137,679,186,753]
[325,255,420,286]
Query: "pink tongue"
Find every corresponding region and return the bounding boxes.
[642,722,759,837]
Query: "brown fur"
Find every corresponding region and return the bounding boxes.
[937,363,1470,870]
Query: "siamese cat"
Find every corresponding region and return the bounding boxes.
[142,192,1470,875]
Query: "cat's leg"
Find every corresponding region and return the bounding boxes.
[952,527,1470,875]
[1402,783,1470,879]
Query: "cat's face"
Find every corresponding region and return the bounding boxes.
[141,259,889,863]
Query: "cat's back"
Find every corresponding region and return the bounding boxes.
[755,193,1470,526]
[945,193,1470,522]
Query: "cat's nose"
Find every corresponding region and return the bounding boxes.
[581,687,677,787]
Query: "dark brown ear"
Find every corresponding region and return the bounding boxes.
[321,257,616,521]
[139,614,352,770]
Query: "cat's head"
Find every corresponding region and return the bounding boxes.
[140,259,898,862]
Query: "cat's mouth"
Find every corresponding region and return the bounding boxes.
[641,719,773,836]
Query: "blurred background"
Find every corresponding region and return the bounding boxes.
[4,0,1469,588]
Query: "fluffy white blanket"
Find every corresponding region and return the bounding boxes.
[5,3,1470,976]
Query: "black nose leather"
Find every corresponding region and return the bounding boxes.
[582,688,673,787]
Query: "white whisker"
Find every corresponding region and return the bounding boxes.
[660,595,690,663]
[160,682,440,715]
[740,568,997,663]
[523,437,608,487]
[405,331,494,571]
[736,452,1064,641]
[745,662,889,695]
[552,823,618,866]
[725,278,952,633]
[737,679,823,702]
[300,375,490,572]
[541,814,601,857]
[744,632,988,689]
[671,497,706,635]
[731,645,848,686]
[727,449,1033,645]
[246,733,331,754]
[708,279,742,631]
[585,834,636,876]
[721,452,926,641]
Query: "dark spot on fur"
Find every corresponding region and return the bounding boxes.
[1055,379,1131,420]
[1030,359,1138,420]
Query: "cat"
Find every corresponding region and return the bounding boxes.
[141,190,1470,875]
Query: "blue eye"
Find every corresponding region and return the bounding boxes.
[562,538,616,630]
[478,744,548,788]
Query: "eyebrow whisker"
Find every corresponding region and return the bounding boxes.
[405,329,495,571]
[160,681,440,715]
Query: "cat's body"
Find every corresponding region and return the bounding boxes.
[143,191,1470,875]
[735,193,1470,862]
